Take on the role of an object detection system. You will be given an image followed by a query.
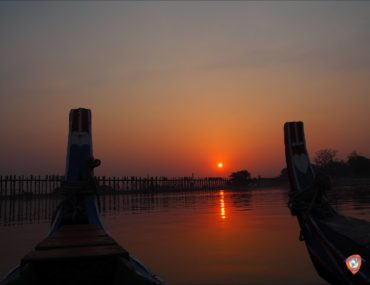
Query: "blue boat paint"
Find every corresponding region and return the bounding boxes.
[65,108,94,182]
[84,195,106,230]
[49,108,106,234]
[284,122,316,193]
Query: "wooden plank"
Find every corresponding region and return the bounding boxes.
[23,223,130,265]
[51,229,107,238]
[50,224,107,238]
[22,245,128,264]
[36,236,116,250]
[54,224,103,232]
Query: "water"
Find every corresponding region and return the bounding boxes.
[0,185,369,285]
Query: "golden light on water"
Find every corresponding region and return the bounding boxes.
[219,190,226,220]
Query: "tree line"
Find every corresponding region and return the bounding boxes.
[281,149,370,178]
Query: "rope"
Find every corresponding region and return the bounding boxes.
[51,158,102,225]
[288,184,318,217]
[288,172,334,241]
[289,171,332,212]
[52,178,100,225]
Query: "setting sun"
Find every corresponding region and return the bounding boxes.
[217,162,223,168]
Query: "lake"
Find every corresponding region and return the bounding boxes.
[0,184,369,285]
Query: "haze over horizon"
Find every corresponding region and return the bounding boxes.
[1,2,370,178]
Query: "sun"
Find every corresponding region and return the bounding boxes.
[217,162,223,169]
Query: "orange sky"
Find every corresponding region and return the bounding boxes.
[1,2,370,177]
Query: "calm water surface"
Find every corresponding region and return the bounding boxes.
[0,185,369,285]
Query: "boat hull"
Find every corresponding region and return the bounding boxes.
[1,108,164,285]
[284,121,370,285]
[298,214,370,285]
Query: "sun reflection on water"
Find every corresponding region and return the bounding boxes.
[219,190,226,220]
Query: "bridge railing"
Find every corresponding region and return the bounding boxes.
[0,175,229,197]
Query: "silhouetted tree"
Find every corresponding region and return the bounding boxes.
[229,170,251,185]
[347,151,370,177]
[326,160,351,177]
[284,149,370,178]
[313,149,352,177]
[314,149,338,168]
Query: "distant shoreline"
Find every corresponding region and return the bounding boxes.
[253,177,370,189]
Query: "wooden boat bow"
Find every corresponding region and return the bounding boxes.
[1,108,164,285]
[285,121,370,285]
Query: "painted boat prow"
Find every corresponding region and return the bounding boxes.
[1,108,165,285]
[284,121,316,193]
[49,108,105,235]
[65,108,94,181]
[284,121,370,285]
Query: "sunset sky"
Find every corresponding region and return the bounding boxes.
[1,2,370,177]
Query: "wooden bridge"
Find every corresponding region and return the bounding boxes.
[0,175,229,197]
